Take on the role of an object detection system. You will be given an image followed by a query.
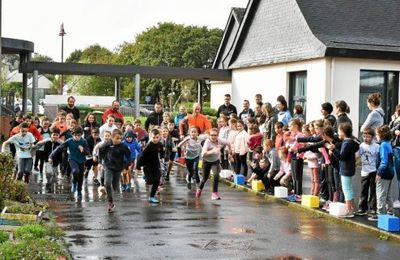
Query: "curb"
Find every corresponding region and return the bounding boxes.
[174,161,400,243]
[218,176,400,243]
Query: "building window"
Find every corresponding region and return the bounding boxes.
[289,71,307,120]
[359,70,399,127]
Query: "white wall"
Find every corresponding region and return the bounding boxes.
[331,58,400,136]
[230,58,328,120]
[210,81,232,109]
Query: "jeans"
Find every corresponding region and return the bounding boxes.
[105,168,121,203]
[185,157,200,183]
[358,172,377,212]
[393,147,400,201]
[341,175,354,201]
[200,160,220,193]
[17,158,33,183]
[376,179,394,214]
[235,153,248,176]
[69,160,84,193]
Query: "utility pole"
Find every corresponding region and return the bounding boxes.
[59,23,66,94]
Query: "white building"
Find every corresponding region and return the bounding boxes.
[211,0,400,135]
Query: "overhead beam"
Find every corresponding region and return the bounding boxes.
[20,61,231,81]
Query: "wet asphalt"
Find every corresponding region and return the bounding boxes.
[29,166,400,260]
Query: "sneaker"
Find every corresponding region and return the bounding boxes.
[368,215,378,221]
[287,194,296,202]
[187,182,191,190]
[71,182,77,193]
[355,209,368,216]
[322,201,330,211]
[196,189,202,198]
[211,192,221,200]
[34,166,39,172]
[295,195,302,202]
[387,209,394,215]
[148,197,160,204]
[368,210,377,216]
[341,212,355,218]
[108,203,115,213]
[93,178,100,186]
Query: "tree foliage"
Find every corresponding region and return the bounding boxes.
[64,23,222,105]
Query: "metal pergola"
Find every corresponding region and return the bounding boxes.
[19,61,231,117]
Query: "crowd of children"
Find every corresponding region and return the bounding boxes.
[1,92,400,219]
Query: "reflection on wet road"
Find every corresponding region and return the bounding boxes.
[47,167,400,259]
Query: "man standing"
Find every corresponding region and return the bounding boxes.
[102,100,124,125]
[145,102,163,131]
[180,103,211,138]
[217,94,237,117]
[239,100,255,122]
[60,96,80,124]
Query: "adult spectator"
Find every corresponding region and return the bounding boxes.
[60,96,80,124]
[260,102,277,141]
[82,112,101,138]
[276,96,292,126]
[217,94,237,117]
[321,102,336,127]
[180,103,211,138]
[174,105,187,130]
[145,102,163,131]
[102,100,124,125]
[389,104,400,202]
[333,100,352,132]
[239,100,255,122]
[254,94,262,109]
[360,92,384,133]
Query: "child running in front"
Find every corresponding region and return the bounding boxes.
[368,125,395,221]
[99,129,131,213]
[197,128,230,200]
[177,126,206,190]
[49,126,91,200]
[356,128,379,217]
[328,123,360,218]
[137,128,165,204]
[1,122,36,183]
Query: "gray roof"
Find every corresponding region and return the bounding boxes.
[227,0,400,69]
[212,7,246,69]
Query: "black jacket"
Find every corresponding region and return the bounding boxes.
[144,112,163,131]
[99,141,131,171]
[137,141,164,169]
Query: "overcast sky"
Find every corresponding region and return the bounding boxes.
[3,0,249,61]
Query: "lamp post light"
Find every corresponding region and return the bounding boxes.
[59,23,66,94]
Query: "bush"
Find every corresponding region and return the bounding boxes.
[6,181,31,203]
[15,224,47,240]
[0,231,8,243]
[4,200,47,215]
[0,239,66,260]
[0,152,16,209]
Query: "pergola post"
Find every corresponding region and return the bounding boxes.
[32,70,38,115]
[20,53,29,114]
[114,77,120,101]
[134,74,140,118]
[197,80,204,109]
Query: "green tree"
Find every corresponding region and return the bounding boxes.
[67,45,115,95]
[116,22,222,107]
[65,49,83,63]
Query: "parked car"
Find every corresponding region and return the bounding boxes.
[120,98,152,117]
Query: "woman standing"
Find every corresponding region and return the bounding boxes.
[360,92,384,133]
[333,100,352,133]
[389,104,400,203]
[83,112,100,138]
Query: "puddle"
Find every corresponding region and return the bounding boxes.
[231,227,256,234]
[143,225,170,229]
[269,255,302,260]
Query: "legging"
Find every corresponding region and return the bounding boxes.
[235,153,248,176]
[34,150,46,174]
[291,158,304,195]
[333,168,345,202]
[185,157,200,183]
[341,175,354,201]
[199,160,220,193]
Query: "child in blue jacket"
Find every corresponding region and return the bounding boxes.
[122,130,141,191]
[369,125,395,221]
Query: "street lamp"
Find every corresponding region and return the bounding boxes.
[59,23,66,94]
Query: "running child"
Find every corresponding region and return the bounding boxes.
[137,128,165,204]
[1,122,36,183]
[49,126,91,200]
[85,128,102,184]
[122,130,141,192]
[99,129,131,212]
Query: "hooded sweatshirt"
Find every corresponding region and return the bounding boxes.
[377,140,395,180]
[333,138,360,177]
[360,107,385,133]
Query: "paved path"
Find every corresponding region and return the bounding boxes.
[33,167,400,259]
